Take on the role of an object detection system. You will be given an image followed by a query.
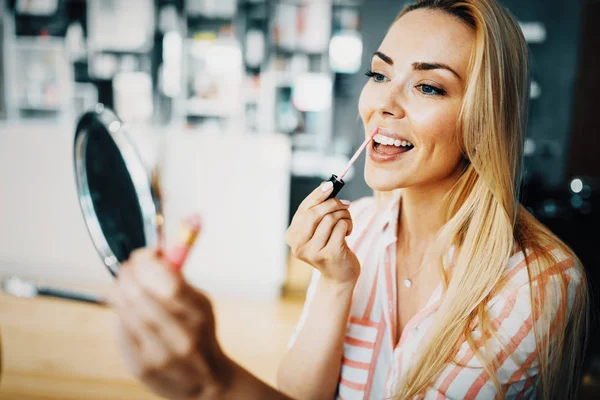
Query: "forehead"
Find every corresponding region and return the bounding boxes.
[378,9,474,75]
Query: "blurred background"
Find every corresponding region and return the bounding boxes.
[0,0,598,399]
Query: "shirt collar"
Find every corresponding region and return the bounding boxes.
[379,189,402,247]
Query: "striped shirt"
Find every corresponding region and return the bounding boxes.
[290,190,582,399]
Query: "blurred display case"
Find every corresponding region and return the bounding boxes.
[4,37,73,121]
[86,0,155,123]
[183,35,244,119]
[87,0,154,54]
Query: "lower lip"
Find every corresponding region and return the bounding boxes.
[368,141,414,163]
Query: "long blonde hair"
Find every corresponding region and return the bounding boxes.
[390,1,589,399]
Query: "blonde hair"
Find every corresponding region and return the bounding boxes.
[388,1,589,399]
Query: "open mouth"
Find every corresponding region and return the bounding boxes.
[372,133,415,155]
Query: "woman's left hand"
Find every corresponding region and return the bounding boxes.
[106,248,232,400]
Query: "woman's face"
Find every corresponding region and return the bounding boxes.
[359,9,474,192]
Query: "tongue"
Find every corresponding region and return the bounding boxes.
[376,144,411,155]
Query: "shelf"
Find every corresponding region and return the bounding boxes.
[185,98,243,117]
[18,104,61,111]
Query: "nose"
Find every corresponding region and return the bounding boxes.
[375,84,405,120]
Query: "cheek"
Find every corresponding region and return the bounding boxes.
[411,103,460,150]
[358,84,373,123]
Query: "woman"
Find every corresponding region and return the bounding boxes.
[279,0,588,398]
[108,0,588,399]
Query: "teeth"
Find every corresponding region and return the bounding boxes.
[373,133,414,148]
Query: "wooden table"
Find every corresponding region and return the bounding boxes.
[0,287,303,400]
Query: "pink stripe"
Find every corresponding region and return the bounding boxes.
[343,357,370,370]
[385,247,397,346]
[529,258,575,285]
[397,300,440,348]
[435,250,553,397]
[362,266,380,320]
[349,316,379,328]
[435,290,519,396]
[364,316,387,397]
[465,305,539,398]
[351,209,378,251]
[507,273,572,388]
[345,336,375,349]
[489,251,540,298]
[340,377,366,391]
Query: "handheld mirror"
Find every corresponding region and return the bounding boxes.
[73,105,162,277]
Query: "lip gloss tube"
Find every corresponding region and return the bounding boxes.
[164,214,202,272]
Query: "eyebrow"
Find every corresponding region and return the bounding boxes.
[372,51,462,81]
[412,62,462,81]
[373,51,393,65]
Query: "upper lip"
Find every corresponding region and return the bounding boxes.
[375,127,415,145]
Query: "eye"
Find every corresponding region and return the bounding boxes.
[365,69,389,83]
[416,83,446,96]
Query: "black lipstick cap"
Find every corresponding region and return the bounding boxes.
[326,174,345,200]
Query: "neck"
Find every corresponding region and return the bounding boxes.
[397,170,463,252]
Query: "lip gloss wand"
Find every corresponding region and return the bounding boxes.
[326,126,378,200]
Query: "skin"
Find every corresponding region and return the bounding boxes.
[108,8,475,400]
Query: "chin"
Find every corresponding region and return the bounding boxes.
[364,165,409,192]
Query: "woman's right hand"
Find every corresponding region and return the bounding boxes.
[106,248,232,400]
[285,181,360,286]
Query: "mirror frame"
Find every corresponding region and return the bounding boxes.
[73,105,160,276]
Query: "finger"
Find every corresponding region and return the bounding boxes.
[308,209,351,251]
[129,248,184,302]
[120,267,197,357]
[115,268,172,370]
[114,314,203,397]
[298,181,338,212]
[131,253,207,324]
[109,275,207,395]
[288,198,350,247]
[324,219,351,251]
[310,198,350,223]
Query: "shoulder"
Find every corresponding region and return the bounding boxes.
[498,243,583,291]
[488,242,585,322]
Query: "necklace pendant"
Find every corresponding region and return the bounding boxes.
[403,279,412,288]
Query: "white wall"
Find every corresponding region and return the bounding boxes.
[0,122,291,299]
[161,128,291,299]
[0,122,111,284]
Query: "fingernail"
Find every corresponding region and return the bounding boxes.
[321,181,334,192]
[340,200,351,205]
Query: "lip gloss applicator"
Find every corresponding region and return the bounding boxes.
[326,126,378,200]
